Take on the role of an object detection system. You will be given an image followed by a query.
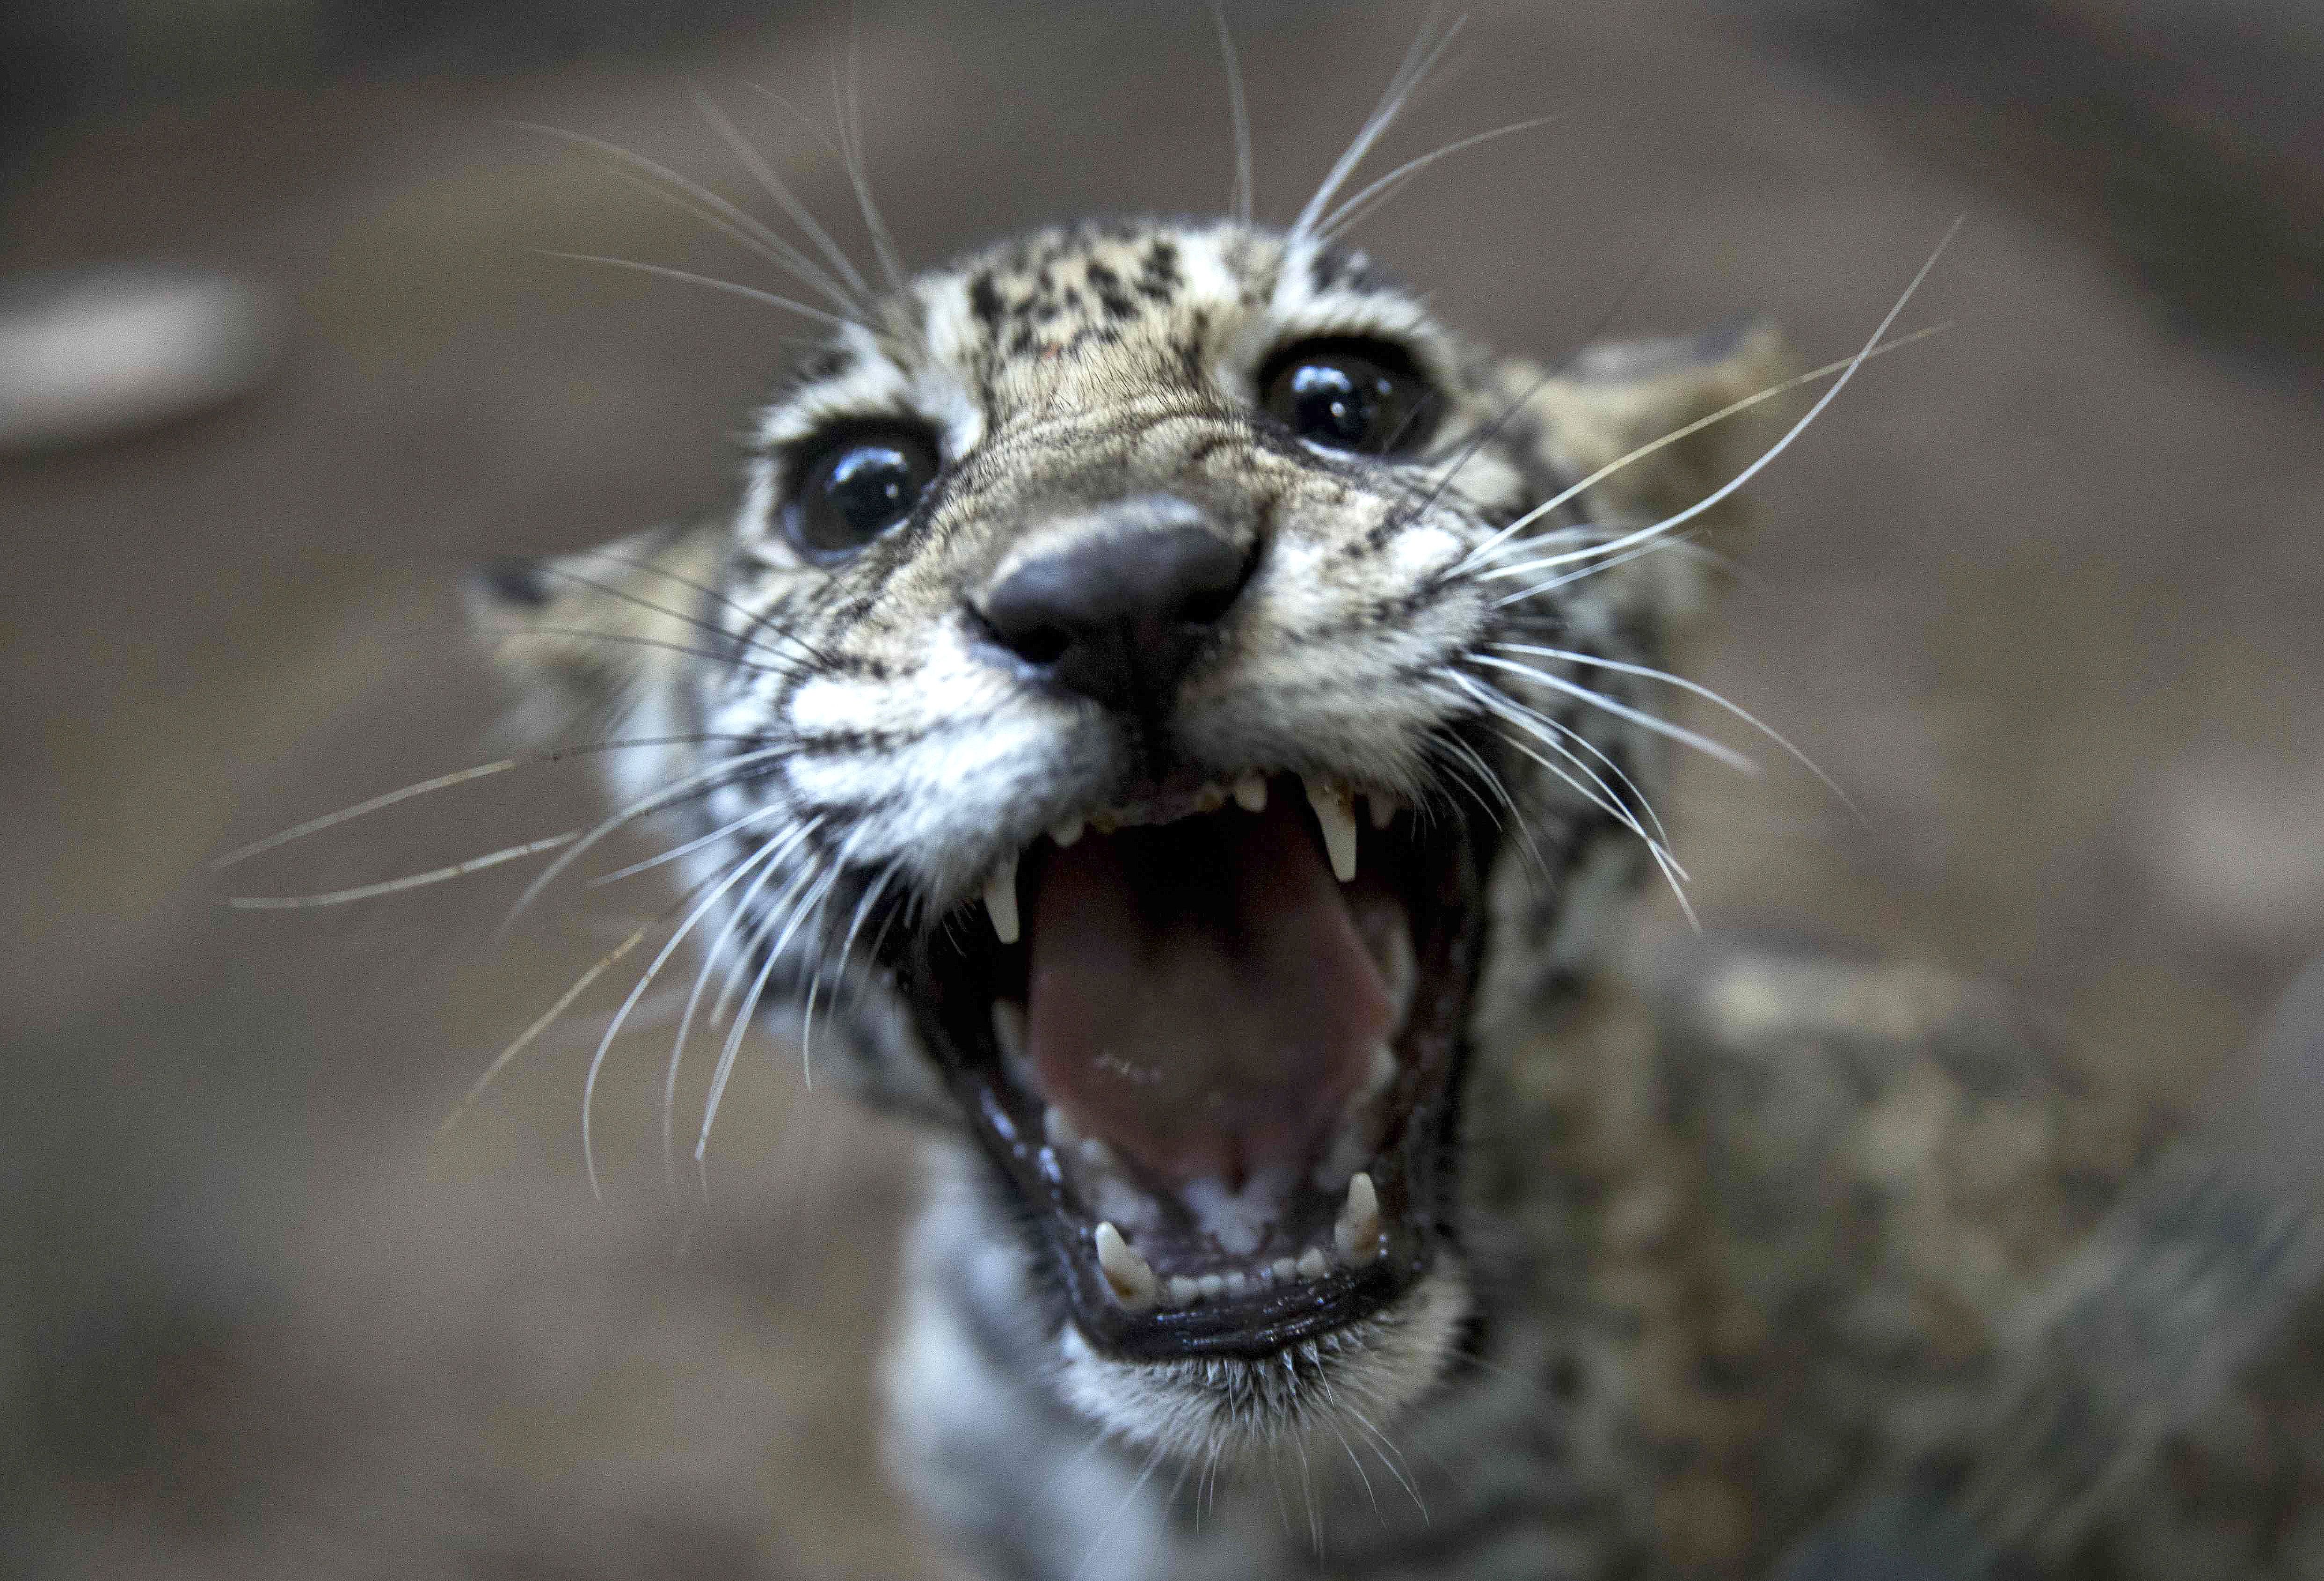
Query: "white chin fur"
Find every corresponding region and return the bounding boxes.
[1054,1263,1472,1465]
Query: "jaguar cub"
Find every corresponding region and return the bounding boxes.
[466,147,2322,1581]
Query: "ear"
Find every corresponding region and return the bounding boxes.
[1529,318,1797,540]
[466,518,728,743]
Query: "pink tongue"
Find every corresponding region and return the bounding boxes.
[1026,801,1392,1186]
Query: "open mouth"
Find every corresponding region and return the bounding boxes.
[898,771,1484,1362]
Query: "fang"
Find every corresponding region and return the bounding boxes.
[984,854,1020,943]
[1303,777,1358,882]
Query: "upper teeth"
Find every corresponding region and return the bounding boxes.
[981,773,1375,941]
[1333,1171,1382,1267]
[1305,779,1359,882]
[983,852,1020,944]
[1093,1221,1158,1311]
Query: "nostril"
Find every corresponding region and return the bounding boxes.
[1170,574,1245,629]
[1003,621,1073,666]
[977,502,1252,711]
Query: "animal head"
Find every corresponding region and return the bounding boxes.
[479,211,1790,1460]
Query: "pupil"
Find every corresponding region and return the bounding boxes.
[828,445,912,529]
[1289,363,1376,446]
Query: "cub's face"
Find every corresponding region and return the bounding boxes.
[485,216,1785,1460]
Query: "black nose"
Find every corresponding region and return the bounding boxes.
[980,496,1252,714]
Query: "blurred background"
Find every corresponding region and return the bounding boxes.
[3,1,2319,1575]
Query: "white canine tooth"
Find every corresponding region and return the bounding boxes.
[1334,1172,1382,1266]
[1233,775,1268,813]
[984,853,1020,943]
[1198,1273,1225,1300]
[1367,792,1399,830]
[1044,1105,1080,1150]
[1094,1222,1158,1311]
[1168,1275,1202,1307]
[1271,1257,1300,1284]
[1304,777,1358,882]
[1078,1137,1118,1172]
[1050,814,1086,847]
[1195,783,1225,812]
[1296,1247,1331,1281]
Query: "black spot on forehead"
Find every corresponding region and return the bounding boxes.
[789,342,857,387]
[969,272,1005,331]
[1307,244,1383,296]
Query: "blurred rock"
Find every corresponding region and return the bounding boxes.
[0,267,276,452]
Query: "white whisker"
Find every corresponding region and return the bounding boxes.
[688,88,871,312]
[512,121,867,323]
[588,801,787,889]
[1318,115,1564,241]
[1461,321,1956,577]
[1212,7,1253,225]
[1453,673,1690,882]
[497,744,789,942]
[695,844,850,1170]
[662,817,824,1191]
[581,830,797,1196]
[1290,17,1465,242]
[532,251,859,331]
[1491,641,1859,816]
[1466,222,1962,582]
[225,831,579,910]
[1467,652,1756,775]
[835,32,909,296]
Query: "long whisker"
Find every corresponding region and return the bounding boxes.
[1486,525,1703,607]
[835,30,909,296]
[564,546,845,673]
[1212,6,1254,225]
[225,831,579,910]
[1490,642,1860,817]
[1070,1440,1170,1581]
[1458,322,1953,578]
[476,620,790,677]
[1341,1402,1428,1522]
[799,865,894,1091]
[1468,219,1962,581]
[581,829,797,1195]
[532,251,858,332]
[587,801,787,889]
[695,842,849,1171]
[1453,673,1690,881]
[1453,675,1697,921]
[496,744,789,941]
[737,85,880,300]
[1290,16,1465,241]
[1317,114,1565,241]
[511,122,866,323]
[209,736,760,871]
[525,561,806,674]
[688,88,872,313]
[1467,652,1756,774]
[663,817,824,1190]
[436,870,721,1139]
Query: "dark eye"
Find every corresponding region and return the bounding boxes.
[1260,339,1438,456]
[782,423,940,559]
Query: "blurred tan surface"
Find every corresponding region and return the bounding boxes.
[4,3,2320,1575]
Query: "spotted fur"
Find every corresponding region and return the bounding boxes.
[478,214,2324,1580]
